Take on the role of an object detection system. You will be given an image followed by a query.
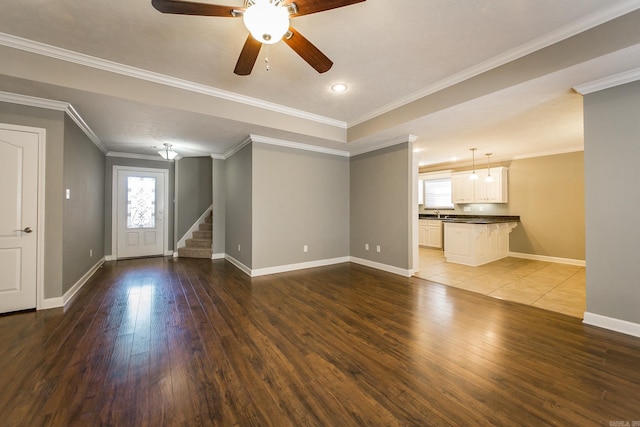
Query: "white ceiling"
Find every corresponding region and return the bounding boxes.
[1,0,640,166]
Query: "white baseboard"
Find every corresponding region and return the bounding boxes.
[583,312,640,338]
[105,254,114,261]
[39,296,64,310]
[38,257,105,310]
[251,257,350,277]
[509,252,586,267]
[225,254,251,276]
[349,257,413,277]
[211,252,225,260]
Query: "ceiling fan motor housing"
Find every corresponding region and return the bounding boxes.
[243,0,290,44]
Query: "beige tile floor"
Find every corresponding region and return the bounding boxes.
[415,248,586,318]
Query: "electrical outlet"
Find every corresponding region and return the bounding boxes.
[365,243,369,251]
[376,245,381,253]
[303,245,308,252]
[66,189,71,200]
[237,244,241,252]
[479,206,484,212]
[89,249,93,257]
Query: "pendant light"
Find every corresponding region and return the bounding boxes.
[468,148,478,180]
[485,153,494,183]
[159,143,178,161]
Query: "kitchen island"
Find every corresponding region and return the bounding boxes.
[441,216,520,266]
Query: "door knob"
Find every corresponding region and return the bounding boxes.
[14,227,33,233]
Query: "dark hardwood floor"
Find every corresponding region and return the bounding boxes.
[2,257,640,426]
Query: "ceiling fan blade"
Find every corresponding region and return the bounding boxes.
[284,0,365,17]
[151,0,242,17]
[234,35,262,76]
[283,27,333,73]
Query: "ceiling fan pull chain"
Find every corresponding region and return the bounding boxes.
[265,45,270,71]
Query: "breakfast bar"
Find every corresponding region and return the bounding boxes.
[441,216,520,266]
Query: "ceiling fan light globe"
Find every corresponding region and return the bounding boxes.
[243,0,290,45]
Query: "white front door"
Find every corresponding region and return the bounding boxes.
[115,168,167,259]
[0,125,40,313]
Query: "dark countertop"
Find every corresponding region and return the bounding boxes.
[419,214,520,224]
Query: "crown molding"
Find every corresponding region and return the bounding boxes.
[223,136,253,159]
[0,90,107,153]
[249,134,350,157]
[349,0,640,127]
[0,32,347,130]
[349,135,418,157]
[573,66,640,95]
[106,151,182,161]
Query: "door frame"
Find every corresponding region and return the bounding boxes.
[111,166,170,260]
[0,123,47,310]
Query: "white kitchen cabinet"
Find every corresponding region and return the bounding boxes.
[451,172,475,203]
[418,220,429,246]
[475,167,508,203]
[419,220,443,248]
[426,220,443,248]
[444,221,518,266]
[452,167,508,204]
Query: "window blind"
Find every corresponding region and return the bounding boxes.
[425,178,454,209]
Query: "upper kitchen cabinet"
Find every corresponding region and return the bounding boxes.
[452,167,508,204]
[476,167,508,203]
[452,172,475,203]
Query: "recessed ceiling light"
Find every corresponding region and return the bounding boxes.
[331,83,348,93]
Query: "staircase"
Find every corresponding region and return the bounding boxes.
[177,212,212,259]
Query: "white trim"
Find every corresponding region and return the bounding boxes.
[349,0,640,127]
[349,135,418,157]
[106,151,181,161]
[249,134,350,157]
[508,252,586,267]
[39,297,64,310]
[212,253,225,260]
[349,257,413,278]
[177,206,212,249]
[111,166,170,260]
[573,66,640,95]
[62,258,105,306]
[251,257,350,277]
[104,255,115,261]
[224,254,252,276]
[0,32,346,129]
[223,136,253,159]
[0,90,107,154]
[583,312,640,338]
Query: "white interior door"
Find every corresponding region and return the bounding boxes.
[116,168,166,259]
[0,126,39,313]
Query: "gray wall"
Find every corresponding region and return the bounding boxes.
[584,80,640,324]
[225,144,252,267]
[176,157,212,241]
[0,102,65,299]
[62,115,105,294]
[211,158,226,256]
[420,152,585,260]
[104,156,175,255]
[351,142,413,270]
[252,143,350,269]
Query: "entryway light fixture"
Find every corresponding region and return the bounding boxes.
[159,143,178,161]
[469,148,478,180]
[243,0,290,45]
[485,153,494,183]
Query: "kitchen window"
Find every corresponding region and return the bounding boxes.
[424,177,454,209]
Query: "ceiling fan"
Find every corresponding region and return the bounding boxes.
[151,0,365,75]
